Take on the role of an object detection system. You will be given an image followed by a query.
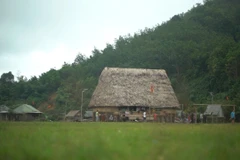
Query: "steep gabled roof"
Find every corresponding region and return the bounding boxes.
[13,104,42,114]
[89,67,180,108]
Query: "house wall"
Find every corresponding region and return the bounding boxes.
[65,116,81,122]
[15,113,42,121]
[206,116,225,123]
[0,113,9,121]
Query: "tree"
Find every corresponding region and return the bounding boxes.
[73,53,87,65]
[0,72,14,83]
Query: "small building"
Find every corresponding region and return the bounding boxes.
[0,105,10,121]
[204,104,225,123]
[89,67,180,122]
[65,110,81,122]
[84,110,93,121]
[13,104,43,121]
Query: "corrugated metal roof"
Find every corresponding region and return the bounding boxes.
[13,104,42,114]
[0,105,10,113]
[204,104,224,117]
[84,111,93,118]
[65,110,80,117]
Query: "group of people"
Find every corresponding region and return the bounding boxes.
[94,109,236,123]
[95,110,115,122]
[95,110,148,122]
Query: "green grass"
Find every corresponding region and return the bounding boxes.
[0,122,240,160]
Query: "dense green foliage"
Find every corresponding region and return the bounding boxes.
[1,122,240,160]
[1,0,240,119]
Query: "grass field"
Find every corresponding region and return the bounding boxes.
[0,122,240,160]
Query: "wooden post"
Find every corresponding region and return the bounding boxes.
[195,107,197,124]
[148,107,150,122]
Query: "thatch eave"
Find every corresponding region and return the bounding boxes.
[89,105,180,109]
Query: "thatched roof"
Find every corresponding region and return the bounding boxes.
[204,104,224,118]
[13,104,42,114]
[89,67,180,108]
[65,110,80,117]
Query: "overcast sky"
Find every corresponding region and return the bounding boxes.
[0,0,203,79]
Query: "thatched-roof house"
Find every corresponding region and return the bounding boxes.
[0,105,10,121]
[65,110,81,122]
[13,104,43,121]
[89,67,180,122]
[204,104,225,123]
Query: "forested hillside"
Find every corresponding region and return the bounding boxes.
[1,0,240,120]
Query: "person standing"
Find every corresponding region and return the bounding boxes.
[109,114,113,121]
[95,110,99,122]
[143,111,146,122]
[230,109,235,124]
[191,113,194,123]
[200,113,203,123]
[153,112,158,122]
